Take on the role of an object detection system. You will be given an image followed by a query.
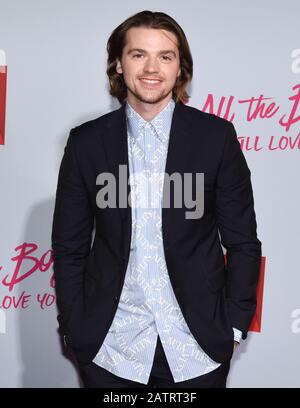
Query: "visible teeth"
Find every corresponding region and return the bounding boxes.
[141,79,160,83]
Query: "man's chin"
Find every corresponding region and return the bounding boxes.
[134,92,170,105]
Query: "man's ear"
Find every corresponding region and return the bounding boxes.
[116,59,123,74]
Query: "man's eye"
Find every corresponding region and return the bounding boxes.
[133,54,143,59]
[162,55,172,61]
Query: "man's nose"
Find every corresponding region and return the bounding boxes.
[143,57,159,73]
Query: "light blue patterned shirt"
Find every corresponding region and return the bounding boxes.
[92,98,242,384]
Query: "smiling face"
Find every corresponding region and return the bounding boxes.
[116,27,181,112]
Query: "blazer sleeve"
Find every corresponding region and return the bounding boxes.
[215,121,262,340]
[51,129,94,336]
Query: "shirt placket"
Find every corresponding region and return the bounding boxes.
[144,124,162,320]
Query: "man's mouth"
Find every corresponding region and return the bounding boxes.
[139,78,162,87]
[140,78,161,84]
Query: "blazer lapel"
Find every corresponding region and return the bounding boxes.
[162,102,190,246]
[102,102,130,222]
[164,101,190,184]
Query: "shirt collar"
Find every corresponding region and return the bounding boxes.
[125,98,175,142]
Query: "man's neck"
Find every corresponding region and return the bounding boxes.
[126,95,173,121]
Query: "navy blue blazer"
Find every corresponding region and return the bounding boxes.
[51,101,262,364]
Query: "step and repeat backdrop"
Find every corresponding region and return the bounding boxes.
[0,0,299,387]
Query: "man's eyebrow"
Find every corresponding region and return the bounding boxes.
[127,48,177,57]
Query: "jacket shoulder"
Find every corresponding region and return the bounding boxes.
[70,106,121,140]
[180,103,233,131]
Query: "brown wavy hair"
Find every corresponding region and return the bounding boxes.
[106,10,193,104]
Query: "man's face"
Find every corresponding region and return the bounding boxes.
[116,27,181,106]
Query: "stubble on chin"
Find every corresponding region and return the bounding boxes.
[130,87,171,105]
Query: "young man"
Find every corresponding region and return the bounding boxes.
[51,10,262,388]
